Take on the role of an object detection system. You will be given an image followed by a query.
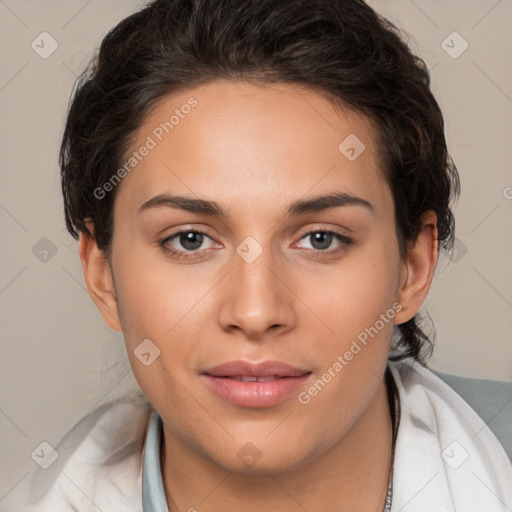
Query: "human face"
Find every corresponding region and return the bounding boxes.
[107,80,403,472]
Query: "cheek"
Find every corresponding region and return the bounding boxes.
[291,240,400,440]
[303,235,401,346]
[112,238,187,333]
[110,255,225,448]
[111,240,220,382]
[111,249,204,416]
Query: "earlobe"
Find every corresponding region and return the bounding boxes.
[395,211,438,325]
[79,222,122,332]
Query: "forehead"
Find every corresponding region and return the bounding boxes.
[115,80,391,217]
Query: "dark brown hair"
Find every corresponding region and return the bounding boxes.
[60,0,460,363]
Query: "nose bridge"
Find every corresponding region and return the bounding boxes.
[219,234,293,337]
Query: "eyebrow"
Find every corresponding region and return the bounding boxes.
[137,191,374,218]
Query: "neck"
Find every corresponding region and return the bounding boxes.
[161,378,394,511]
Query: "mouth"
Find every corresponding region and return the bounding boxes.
[201,360,313,408]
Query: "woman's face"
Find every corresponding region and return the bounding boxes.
[95,80,411,472]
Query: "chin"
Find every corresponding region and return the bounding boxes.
[208,439,316,475]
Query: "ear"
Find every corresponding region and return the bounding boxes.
[394,210,438,324]
[79,221,122,332]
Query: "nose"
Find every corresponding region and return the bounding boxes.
[218,240,296,340]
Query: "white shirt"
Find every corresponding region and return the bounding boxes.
[2,357,511,511]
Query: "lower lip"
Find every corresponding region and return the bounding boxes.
[202,374,311,408]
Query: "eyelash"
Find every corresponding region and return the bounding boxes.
[159,229,354,261]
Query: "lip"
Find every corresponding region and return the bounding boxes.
[201,360,312,408]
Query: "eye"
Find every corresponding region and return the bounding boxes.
[295,230,354,255]
[160,230,217,260]
[160,228,354,261]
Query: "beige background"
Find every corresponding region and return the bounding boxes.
[1,0,511,501]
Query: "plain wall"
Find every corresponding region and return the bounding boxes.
[1,0,511,501]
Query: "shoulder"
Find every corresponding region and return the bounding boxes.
[390,357,509,440]
[2,393,153,512]
[388,357,509,453]
[387,357,512,511]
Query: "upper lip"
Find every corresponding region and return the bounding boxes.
[203,360,311,378]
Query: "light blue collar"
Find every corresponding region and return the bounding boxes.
[142,409,170,512]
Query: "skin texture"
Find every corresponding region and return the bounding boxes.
[79,80,438,511]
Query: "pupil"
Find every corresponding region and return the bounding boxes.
[181,232,203,250]
[311,232,331,250]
